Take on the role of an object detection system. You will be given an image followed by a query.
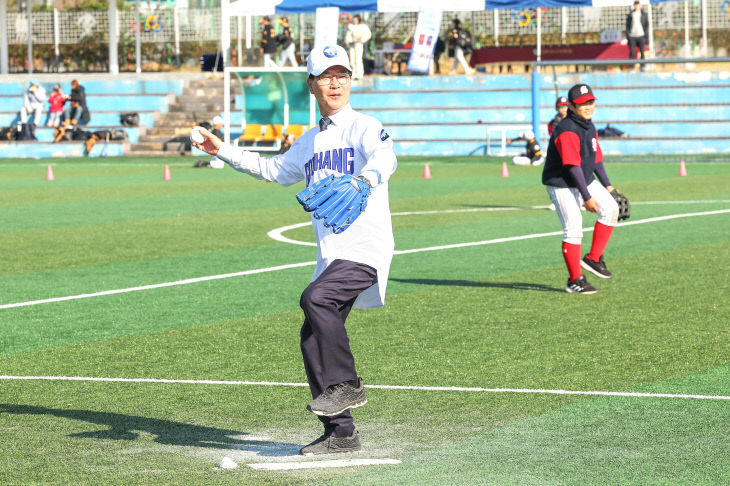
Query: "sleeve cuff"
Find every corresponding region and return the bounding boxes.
[215,143,237,164]
[358,170,380,187]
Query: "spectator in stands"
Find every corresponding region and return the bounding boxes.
[432,36,445,74]
[346,15,372,80]
[626,1,649,61]
[548,96,570,136]
[277,17,297,67]
[211,116,224,139]
[507,130,544,166]
[448,18,474,75]
[260,16,277,68]
[46,84,67,128]
[20,79,46,127]
[68,79,90,126]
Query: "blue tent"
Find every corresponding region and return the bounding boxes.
[227,0,599,16]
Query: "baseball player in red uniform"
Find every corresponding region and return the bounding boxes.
[542,84,619,294]
[548,96,569,136]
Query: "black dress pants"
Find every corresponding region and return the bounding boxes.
[299,259,377,436]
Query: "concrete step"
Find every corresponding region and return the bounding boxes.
[145,127,192,137]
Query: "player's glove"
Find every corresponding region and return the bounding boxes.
[610,188,631,221]
[296,174,371,234]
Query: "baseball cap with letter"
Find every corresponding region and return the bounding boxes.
[307,45,352,77]
[555,96,569,108]
[568,84,597,104]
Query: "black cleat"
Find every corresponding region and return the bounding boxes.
[581,255,613,279]
[565,275,599,294]
[307,377,367,417]
[300,430,361,456]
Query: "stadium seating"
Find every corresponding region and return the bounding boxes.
[347,72,730,156]
[0,79,183,158]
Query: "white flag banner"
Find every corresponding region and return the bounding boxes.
[315,7,340,48]
[407,10,443,73]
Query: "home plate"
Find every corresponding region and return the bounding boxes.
[247,458,401,471]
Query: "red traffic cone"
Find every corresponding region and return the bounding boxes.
[679,160,687,177]
[500,162,509,178]
[163,164,171,180]
[423,163,432,179]
[46,165,54,181]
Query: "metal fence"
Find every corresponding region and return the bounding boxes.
[2,0,729,71]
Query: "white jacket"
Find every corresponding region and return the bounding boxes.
[216,104,397,308]
[346,23,372,45]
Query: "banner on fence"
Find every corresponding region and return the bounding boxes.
[407,10,443,73]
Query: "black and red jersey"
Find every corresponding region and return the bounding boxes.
[542,111,603,188]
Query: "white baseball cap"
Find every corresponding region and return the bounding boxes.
[307,45,352,77]
[212,115,223,126]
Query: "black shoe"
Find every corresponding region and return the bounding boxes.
[307,377,367,417]
[299,430,361,456]
[581,255,613,279]
[565,275,599,294]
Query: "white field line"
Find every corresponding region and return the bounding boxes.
[0,375,728,401]
[0,261,316,310]
[247,458,402,470]
[2,207,729,311]
[266,201,730,248]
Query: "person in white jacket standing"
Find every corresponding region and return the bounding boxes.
[20,79,46,126]
[191,45,397,456]
[346,15,371,80]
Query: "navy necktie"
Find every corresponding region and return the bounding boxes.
[319,116,333,132]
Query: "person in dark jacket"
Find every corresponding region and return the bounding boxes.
[432,37,445,74]
[68,79,90,126]
[542,84,619,295]
[277,17,297,67]
[260,16,277,67]
[448,18,473,75]
[626,1,649,60]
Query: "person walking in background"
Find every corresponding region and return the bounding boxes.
[277,17,297,67]
[626,1,649,61]
[542,84,619,294]
[20,79,46,126]
[191,45,397,456]
[548,96,570,136]
[68,79,90,126]
[260,16,277,68]
[448,18,473,75]
[346,15,372,80]
[432,36,445,74]
[46,84,67,127]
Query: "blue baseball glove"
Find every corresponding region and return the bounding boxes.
[296,174,371,234]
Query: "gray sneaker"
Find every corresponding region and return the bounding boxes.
[300,431,361,456]
[307,377,367,416]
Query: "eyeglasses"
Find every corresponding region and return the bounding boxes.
[315,73,351,86]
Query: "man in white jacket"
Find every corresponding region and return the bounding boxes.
[20,79,46,126]
[191,45,397,456]
[346,15,371,80]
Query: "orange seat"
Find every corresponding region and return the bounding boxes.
[238,124,280,142]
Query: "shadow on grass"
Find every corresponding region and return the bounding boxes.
[0,403,300,456]
[390,278,562,293]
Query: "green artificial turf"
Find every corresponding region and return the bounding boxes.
[0,156,728,485]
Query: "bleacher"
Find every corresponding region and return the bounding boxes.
[0,79,183,158]
[347,71,730,156]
